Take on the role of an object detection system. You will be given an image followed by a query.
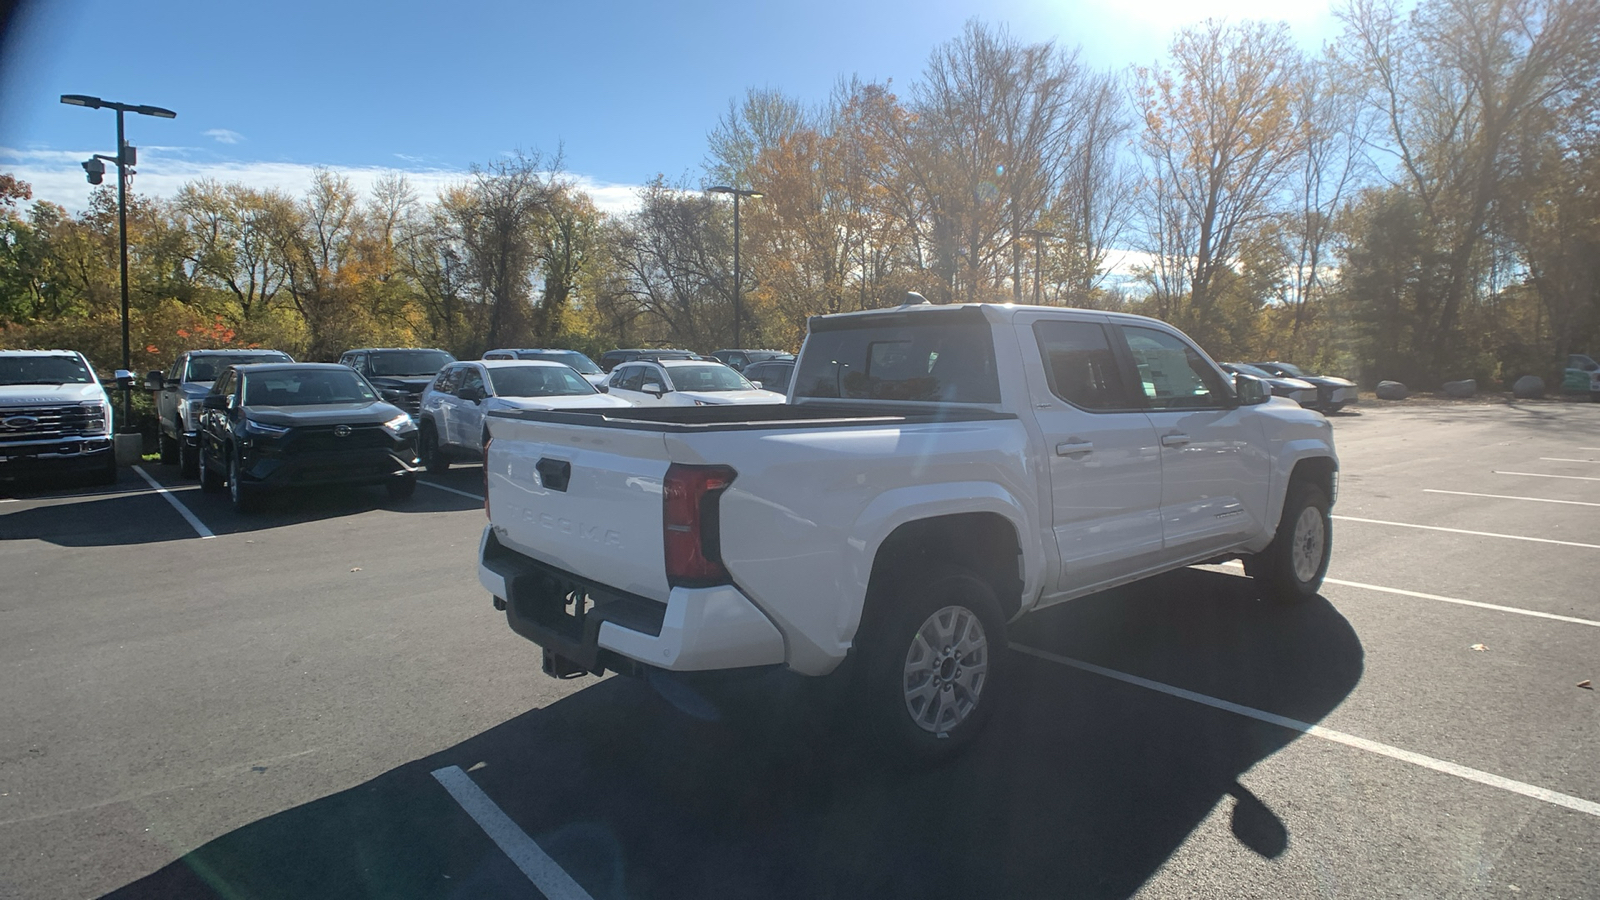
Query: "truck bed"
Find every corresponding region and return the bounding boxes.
[486,400,1017,432]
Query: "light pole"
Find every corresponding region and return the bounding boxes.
[707,185,762,347]
[60,94,176,437]
[1021,229,1053,305]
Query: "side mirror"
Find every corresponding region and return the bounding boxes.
[202,394,230,411]
[596,383,609,393]
[114,369,135,390]
[641,382,664,397]
[458,385,485,403]
[1235,373,1270,406]
[749,381,763,391]
[145,370,165,391]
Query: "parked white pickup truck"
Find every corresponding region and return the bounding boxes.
[478,303,1339,758]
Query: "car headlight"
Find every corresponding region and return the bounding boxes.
[186,399,204,427]
[244,418,291,437]
[382,413,417,437]
[78,401,108,434]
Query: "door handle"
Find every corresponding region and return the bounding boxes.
[1161,433,1190,447]
[1056,441,1094,456]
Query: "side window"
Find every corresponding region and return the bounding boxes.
[169,357,184,383]
[348,353,367,374]
[458,367,485,396]
[613,365,641,391]
[644,365,668,391]
[1033,320,1137,411]
[213,369,234,399]
[433,366,463,394]
[1119,325,1231,410]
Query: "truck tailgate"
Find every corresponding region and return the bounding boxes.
[485,413,674,603]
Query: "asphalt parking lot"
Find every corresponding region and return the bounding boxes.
[2,402,1597,900]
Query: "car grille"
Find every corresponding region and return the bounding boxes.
[292,424,392,452]
[383,389,423,415]
[0,405,103,444]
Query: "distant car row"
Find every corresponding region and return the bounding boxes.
[135,345,793,509]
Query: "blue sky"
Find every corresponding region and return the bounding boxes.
[0,0,1343,213]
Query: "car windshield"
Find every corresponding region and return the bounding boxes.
[243,370,378,406]
[665,363,753,392]
[521,351,602,375]
[187,354,289,382]
[368,350,454,376]
[489,365,598,397]
[1268,362,1307,377]
[0,356,94,386]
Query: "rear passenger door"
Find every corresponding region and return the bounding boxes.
[1018,313,1166,595]
[423,365,462,444]
[1114,324,1269,558]
[448,366,487,447]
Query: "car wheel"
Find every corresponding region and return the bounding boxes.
[228,449,262,513]
[1245,480,1332,602]
[198,442,225,493]
[419,421,449,474]
[92,451,118,486]
[158,428,178,465]
[855,564,1007,763]
[1327,403,1345,414]
[178,434,199,477]
[386,474,417,501]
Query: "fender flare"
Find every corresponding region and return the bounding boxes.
[838,481,1042,645]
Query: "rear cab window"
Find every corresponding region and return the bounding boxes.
[794,308,1000,404]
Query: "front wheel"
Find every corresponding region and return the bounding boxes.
[158,428,178,465]
[228,450,262,513]
[418,421,449,474]
[855,564,1008,763]
[1246,481,1332,602]
[198,441,224,493]
[178,435,199,477]
[386,474,417,501]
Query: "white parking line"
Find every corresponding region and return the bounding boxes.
[131,466,215,540]
[418,480,484,501]
[1011,644,1600,820]
[1539,457,1598,464]
[1423,489,1600,508]
[1494,470,1600,482]
[1213,561,1600,628]
[1332,515,1600,549]
[431,765,595,900]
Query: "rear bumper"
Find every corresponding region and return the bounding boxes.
[0,437,113,477]
[477,527,785,674]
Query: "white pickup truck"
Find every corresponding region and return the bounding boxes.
[477,303,1338,758]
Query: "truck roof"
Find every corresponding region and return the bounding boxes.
[807,302,1175,332]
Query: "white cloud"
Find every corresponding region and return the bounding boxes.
[203,128,243,145]
[0,146,644,218]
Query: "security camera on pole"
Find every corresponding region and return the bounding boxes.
[60,94,176,466]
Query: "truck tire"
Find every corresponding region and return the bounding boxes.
[856,564,1007,763]
[386,474,417,501]
[159,427,178,465]
[418,421,449,474]
[178,434,199,477]
[228,450,262,513]
[1246,481,1331,602]
[198,442,225,493]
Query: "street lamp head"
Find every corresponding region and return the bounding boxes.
[135,105,177,119]
[746,191,764,200]
[708,185,734,194]
[708,185,763,199]
[60,94,103,109]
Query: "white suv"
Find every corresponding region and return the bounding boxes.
[605,359,785,406]
[0,350,116,484]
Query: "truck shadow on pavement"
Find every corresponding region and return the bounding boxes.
[104,568,1362,900]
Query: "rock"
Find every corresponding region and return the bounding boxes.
[1375,380,1409,401]
[1512,375,1544,399]
[1442,379,1476,398]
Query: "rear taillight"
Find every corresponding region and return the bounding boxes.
[482,436,492,518]
[663,463,736,587]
